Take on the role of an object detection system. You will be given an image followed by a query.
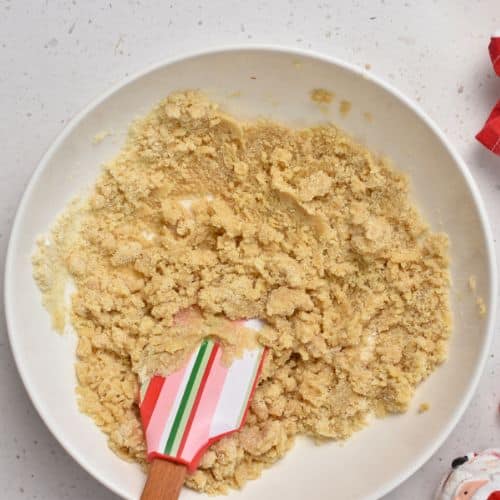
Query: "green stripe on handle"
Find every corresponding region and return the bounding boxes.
[164,339,213,456]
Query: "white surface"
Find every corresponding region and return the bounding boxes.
[0,2,499,499]
[3,46,497,500]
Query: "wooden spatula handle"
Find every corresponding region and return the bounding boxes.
[141,459,187,500]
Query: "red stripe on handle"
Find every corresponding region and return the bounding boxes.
[140,376,165,431]
[175,344,220,459]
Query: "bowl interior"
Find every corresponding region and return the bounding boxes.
[5,48,495,500]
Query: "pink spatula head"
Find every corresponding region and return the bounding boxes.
[140,334,266,500]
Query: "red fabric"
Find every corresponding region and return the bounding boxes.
[476,35,500,153]
[488,492,500,500]
[476,100,500,155]
[489,36,500,76]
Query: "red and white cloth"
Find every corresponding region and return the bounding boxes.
[476,32,500,155]
[489,30,500,77]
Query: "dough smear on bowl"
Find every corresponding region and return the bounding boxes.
[32,90,451,494]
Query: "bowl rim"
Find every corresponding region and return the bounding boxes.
[4,44,498,500]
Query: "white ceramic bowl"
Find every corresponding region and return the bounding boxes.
[4,47,497,500]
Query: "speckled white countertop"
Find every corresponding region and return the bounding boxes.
[1,1,499,499]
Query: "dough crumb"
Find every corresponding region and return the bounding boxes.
[468,275,477,291]
[310,88,334,104]
[363,111,373,123]
[468,275,486,316]
[92,130,112,144]
[477,297,487,317]
[339,99,352,116]
[418,402,430,414]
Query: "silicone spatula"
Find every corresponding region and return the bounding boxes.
[140,325,266,500]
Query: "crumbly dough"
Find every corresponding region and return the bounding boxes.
[92,130,112,144]
[418,402,430,414]
[310,88,334,104]
[467,274,487,317]
[33,90,451,494]
[339,99,352,116]
[476,297,487,317]
[468,275,477,291]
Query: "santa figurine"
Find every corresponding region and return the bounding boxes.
[435,449,500,500]
[476,32,500,155]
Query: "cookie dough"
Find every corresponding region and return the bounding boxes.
[33,90,451,494]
